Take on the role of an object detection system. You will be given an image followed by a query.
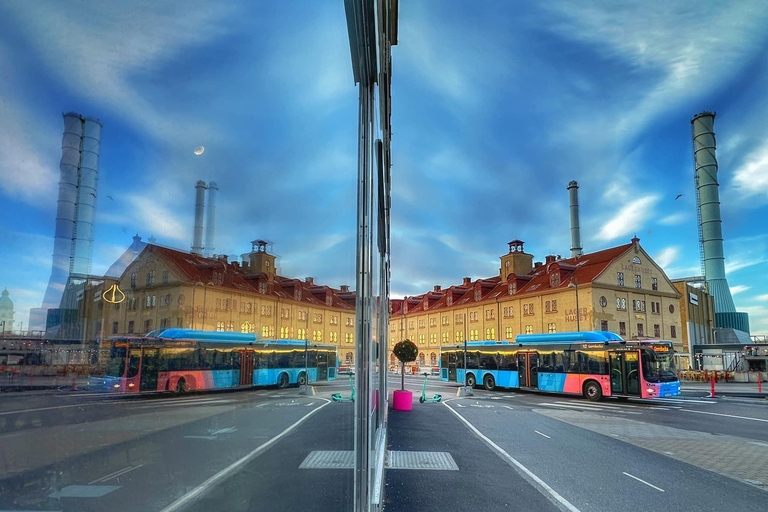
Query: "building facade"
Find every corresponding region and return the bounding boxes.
[0,288,14,334]
[390,238,683,367]
[90,240,359,364]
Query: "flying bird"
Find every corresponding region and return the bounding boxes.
[107,195,113,201]
[674,194,684,200]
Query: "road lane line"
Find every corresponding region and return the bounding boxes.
[538,403,641,415]
[680,409,768,423]
[622,472,665,492]
[89,464,143,484]
[160,398,332,512]
[0,402,117,416]
[444,403,580,512]
[534,430,551,439]
[502,406,514,410]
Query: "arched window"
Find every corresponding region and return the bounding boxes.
[418,353,425,365]
[346,352,353,364]
[430,353,437,365]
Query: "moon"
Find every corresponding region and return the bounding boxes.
[194,146,205,155]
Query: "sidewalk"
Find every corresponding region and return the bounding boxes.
[680,381,767,399]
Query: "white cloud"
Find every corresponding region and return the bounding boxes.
[595,195,659,241]
[540,2,768,138]
[658,212,689,226]
[732,143,768,201]
[730,285,751,296]
[725,256,768,275]
[755,294,768,302]
[653,246,679,269]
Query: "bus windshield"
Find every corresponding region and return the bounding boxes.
[642,349,677,383]
[105,346,127,377]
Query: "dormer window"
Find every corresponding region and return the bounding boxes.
[550,274,560,287]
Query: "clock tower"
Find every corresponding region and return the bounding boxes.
[499,240,533,279]
[246,239,276,281]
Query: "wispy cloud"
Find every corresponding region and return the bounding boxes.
[658,212,689,226]
[732,143,768,202]
[730,285,751,296]
[653,246,679,269]
[595,195,659,241]
[755,294,768,302]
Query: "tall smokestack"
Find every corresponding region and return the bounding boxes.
[691,112,735,313]
[41,113,82,310]
[71,117,102,275]
[567,180,583,258]
[192,180,206,255]
[204,181,218,257]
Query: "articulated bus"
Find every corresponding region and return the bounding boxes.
[440,331,680,401]
[91,329,338,393]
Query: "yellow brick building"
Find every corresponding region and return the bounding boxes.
[98,240,359,364]
[390,238,683,367]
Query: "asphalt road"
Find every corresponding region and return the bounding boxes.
[1,375,767,511]
[386,374,768,511]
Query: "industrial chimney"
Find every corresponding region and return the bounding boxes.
[691,112,735,313]
[32,113,103,332]
[567,181,583,257]
[192,180,206,255]
[71,117,102,275]
[204,181,218,257]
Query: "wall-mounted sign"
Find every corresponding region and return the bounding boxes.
[103,284,126,304]
[689,292,699,306]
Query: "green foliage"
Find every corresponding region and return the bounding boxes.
[393,339,418,363]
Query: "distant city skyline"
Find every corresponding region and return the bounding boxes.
[1,1,767,334]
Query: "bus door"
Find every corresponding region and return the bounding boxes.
[140,348,160,391]
[240,350,254,386]
[609,351,640,395]
[446,352,457,382]
[316,350,328,381]
[517,352,539,389]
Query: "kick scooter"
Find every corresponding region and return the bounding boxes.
[332,372,355,402]
[419,372,442,403]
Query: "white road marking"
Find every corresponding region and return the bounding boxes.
[444,403,580,512]
[184,435,217,440]
[538,403,642,415]
[159,398,331,512]
[622,472,665,492]
[211,427,237,435]
[256,403,267,408]
[652,398,715,404]
[88,464,143,484]
[455,403,466,408]
[502,406,514,410]
[748,441,768,448]
[0,401,116,416]
[680,409,768,423]
[534,430,551,439]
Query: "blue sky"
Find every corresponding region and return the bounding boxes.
[1,1,767,335]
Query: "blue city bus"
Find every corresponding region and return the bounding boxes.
[440,331,680,401]
[91,328,338,393]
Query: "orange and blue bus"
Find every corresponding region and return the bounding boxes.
[440,331,680,401]
[91,329,338,393]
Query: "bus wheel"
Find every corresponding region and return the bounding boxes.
[297,372,307,386]
[277,373,289,389]
[176,378,187,395]
[483,375,496,391]
[466,374,476,388]
[584,380,602,402]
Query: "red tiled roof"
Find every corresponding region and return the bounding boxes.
[147,245,354,310]
[390,242,636,312]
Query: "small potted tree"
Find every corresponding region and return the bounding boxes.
[392,339,418,411]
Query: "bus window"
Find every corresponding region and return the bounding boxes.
[538,352,555,372]
[498,351,517,371]
[585,350,608,375]
[479,352,498,370]
[106,346,127,377]
[126,349,141,378]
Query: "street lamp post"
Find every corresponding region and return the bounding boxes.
[569,278,580,332]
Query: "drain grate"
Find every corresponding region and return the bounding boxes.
[387,451,458,470]
[299,450,459,471]
[299,450,355,469]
